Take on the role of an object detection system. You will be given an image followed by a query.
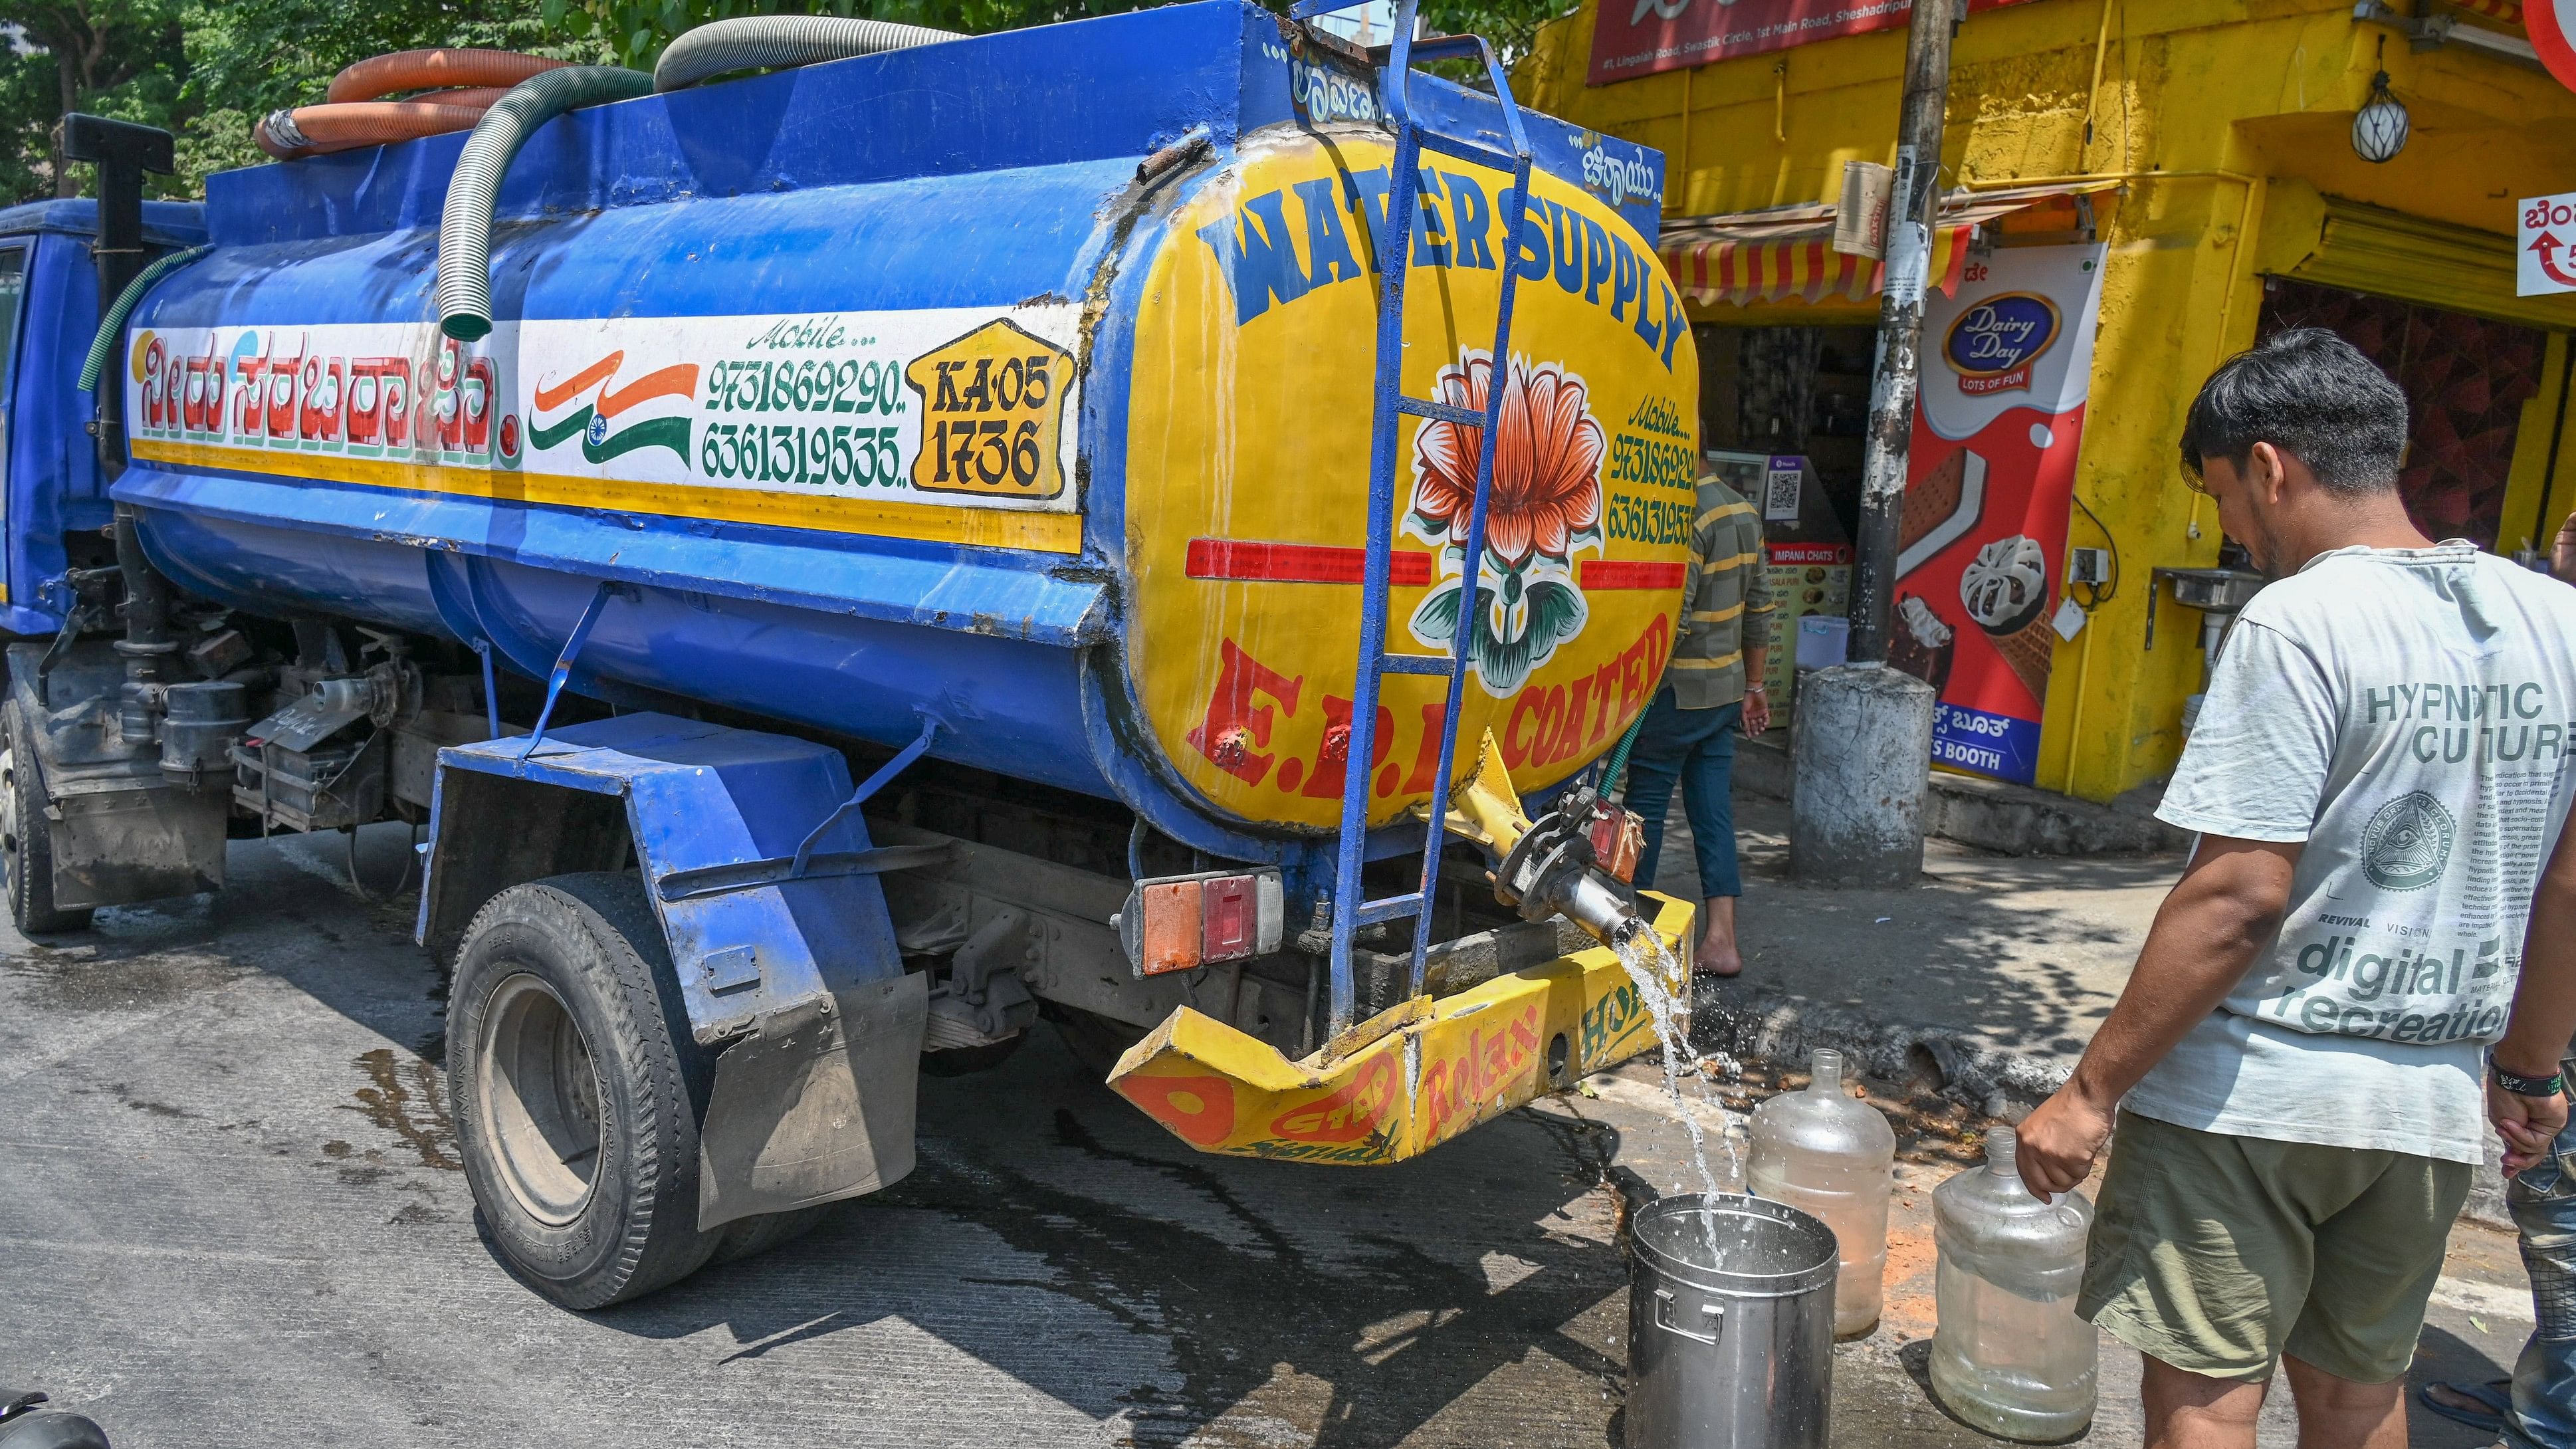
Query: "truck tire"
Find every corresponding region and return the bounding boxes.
[710,1204,827,1266]
[1,702,92,935]
[448,871,722,1308]
[448,871,847,1304]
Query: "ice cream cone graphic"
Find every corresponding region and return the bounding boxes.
[1902,449,1967,554]
[1988,613,2058,703]
[1961,535,2056,705]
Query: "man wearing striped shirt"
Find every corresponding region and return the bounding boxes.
[1622,467,1774,978]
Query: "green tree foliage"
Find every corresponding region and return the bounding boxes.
[0,0,587,204]
[176,0,596,187]
[3,1,187,198]
[0,37,62,204]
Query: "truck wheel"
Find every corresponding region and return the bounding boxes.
[2,702,92,935]
[710,1204,827,1266]
[448,871,720,1308]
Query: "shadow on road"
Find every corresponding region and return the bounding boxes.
[588,1025,1638,1448]
[1659,792,2181,1087]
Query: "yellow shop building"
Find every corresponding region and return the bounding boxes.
[1519,0,2576,803]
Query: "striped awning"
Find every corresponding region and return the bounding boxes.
[1658,182,2117,310]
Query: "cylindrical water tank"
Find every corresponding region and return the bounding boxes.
[109,5,1698,859]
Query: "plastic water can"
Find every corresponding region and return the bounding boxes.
[1930,1127,2097,1441]
[1747,1048,1897,1337]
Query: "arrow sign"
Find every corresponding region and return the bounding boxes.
[2535,0,2576,95]
[2534,231,2576,290]
[2521,193,2576,296]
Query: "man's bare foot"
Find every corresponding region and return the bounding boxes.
[1696,896,1743,977]
[2416,1380,2510,1435]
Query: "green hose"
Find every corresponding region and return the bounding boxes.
[79,245,212,395]
[1600,709,1650,798]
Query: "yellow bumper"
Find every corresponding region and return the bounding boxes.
[1107,893,1695,1163]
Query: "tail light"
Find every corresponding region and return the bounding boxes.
[1115,867,1285,976]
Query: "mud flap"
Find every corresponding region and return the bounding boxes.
[697,970,928,1230]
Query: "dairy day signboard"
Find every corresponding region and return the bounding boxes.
[1885,243,2108,786]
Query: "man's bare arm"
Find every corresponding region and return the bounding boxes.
[2015,836,2300,1197]
[2492,812,2576,1168]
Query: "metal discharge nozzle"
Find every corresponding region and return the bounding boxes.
[1433,731,1654,952]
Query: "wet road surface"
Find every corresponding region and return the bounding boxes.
[0,827,2535,1446]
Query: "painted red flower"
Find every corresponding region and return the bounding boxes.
[1410,354,1606,566]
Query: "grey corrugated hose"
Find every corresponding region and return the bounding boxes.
[436,66,652,342]
[651,16,959,93]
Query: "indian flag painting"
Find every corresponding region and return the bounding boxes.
[528,350,698,469]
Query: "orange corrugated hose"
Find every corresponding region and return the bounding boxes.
[257,102,497,159]
[255,49,569,161]
[324,49,568,104]
[409,87,516,110]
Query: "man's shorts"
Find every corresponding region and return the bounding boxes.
[2076,1109,2474,1384]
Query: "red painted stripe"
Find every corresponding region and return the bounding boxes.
[1579,560,1687,590]
[1186,538,1435,586]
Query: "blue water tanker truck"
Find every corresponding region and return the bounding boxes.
[7,0,1702,1305]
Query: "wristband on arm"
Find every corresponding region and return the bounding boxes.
[2490,1050,2567,1099]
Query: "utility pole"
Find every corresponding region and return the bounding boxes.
[1790,0,1957,887]
[1851,0,1957,661]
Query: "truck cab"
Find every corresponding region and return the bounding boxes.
[0,199,204,635]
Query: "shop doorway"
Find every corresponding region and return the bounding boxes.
[1692,322,1877,541]
[2254,278,2557,550]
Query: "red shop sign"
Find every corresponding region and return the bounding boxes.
[1589,0,2036,86]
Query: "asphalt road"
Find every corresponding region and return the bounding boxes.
[0,827,2540,1447]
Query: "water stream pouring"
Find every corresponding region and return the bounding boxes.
[1436,732,1737,1236]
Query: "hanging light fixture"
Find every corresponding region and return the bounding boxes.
[2352,70,2410,164]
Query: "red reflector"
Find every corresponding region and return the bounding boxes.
[1202,875,1255,961]
[1140,879,1203,976]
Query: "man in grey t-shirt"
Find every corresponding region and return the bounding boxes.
[2015,330,2576,1448]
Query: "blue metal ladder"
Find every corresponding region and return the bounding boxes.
[1289,0,1535,1042]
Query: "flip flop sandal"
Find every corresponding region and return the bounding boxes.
[2418,1379,2512,1434]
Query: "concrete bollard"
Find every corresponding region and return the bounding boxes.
[1790,663,1935,887]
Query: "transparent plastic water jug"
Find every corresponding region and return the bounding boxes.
[1930,1127,2097,1442]
[1747,1048,1897,1337]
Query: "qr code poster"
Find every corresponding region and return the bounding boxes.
[1763,455,1804,524]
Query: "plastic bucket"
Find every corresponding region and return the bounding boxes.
[1795,615,1850,671]
[1626,1192,1840,1449]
